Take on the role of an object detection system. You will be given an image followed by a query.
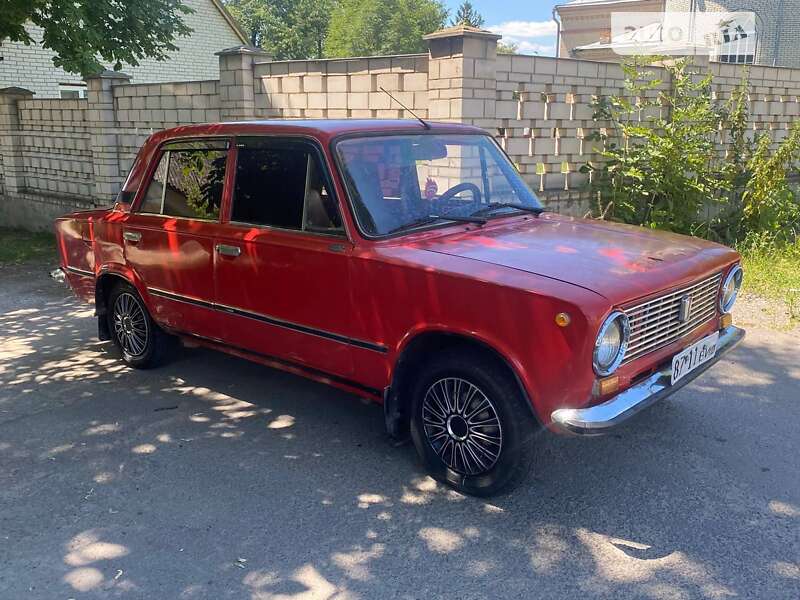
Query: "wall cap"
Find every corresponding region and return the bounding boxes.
[216,45,272,58]
[423,25,502,42]
[84,69,132,80]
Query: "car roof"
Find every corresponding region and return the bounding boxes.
[151,119,488,143]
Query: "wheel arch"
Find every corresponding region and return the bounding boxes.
[384,329,540,439]
[94,266,147,340]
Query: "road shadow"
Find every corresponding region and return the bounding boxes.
[0,268,798,599]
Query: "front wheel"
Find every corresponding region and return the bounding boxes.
[107,282,170,369]
[409,348,537,496]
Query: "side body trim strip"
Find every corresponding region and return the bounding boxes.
[147,287,388,354]
[65,266,95,278]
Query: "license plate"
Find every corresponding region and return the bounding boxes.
[671,331,719,385]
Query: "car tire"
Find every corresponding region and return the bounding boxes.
[409,348,537,496]
[107,281,170,369]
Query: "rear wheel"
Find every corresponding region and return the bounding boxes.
[107,282,169,369]
[409,348,536,496]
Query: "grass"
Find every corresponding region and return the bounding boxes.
[740,241,800,320]
[0,228,57,265]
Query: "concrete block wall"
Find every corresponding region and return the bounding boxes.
[3,26,800,230]
[114,80,221,129]
[710,62,800,154]
[493,55,671,207]
[253,55,430,120]
[17,99,93,200]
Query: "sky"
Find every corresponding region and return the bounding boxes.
[442,0,561,55]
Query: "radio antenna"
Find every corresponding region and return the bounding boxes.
[380,86,431,129]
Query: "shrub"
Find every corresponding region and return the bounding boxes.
[583,57,800,247]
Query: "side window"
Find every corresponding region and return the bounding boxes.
[232,140,343,234]
[137,143,228,220]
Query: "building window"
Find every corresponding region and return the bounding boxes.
[58,84,88,99]
[715,19,756,64]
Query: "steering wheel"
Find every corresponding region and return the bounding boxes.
[437,182,482,205]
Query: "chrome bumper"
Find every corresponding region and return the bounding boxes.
[551,325,745,435]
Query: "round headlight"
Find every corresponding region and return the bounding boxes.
[593,311,630,376]
[719,265,743,313]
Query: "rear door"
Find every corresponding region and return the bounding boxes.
[213,136,365,380]
[122,138,229,340]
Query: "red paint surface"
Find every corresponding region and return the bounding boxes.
[54,120,741,430]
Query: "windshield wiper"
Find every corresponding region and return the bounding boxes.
[471,202,544,217]
[386,213,487,235]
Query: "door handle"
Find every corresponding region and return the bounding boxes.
[216,244,241,257]
[123,231,141,243]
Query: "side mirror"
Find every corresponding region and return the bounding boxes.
[113,201,131,213]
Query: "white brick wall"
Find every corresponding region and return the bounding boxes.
[0,0,244,97]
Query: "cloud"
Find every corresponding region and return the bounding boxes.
[516,41,557,54]
[489,20,558,39]
[488,20,558,55]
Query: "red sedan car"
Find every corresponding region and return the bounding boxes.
[55,120,745,495]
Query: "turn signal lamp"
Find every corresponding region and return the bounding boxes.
[595,375,619,397]
[555,312,571,327]
[720,313,733,329]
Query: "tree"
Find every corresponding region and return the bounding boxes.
[325,0,447,57]
[497,41,519,54]
[0,0,193,77]
[225,0,337,59]
[450,1,483,28]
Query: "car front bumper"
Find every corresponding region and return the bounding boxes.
[551,325,745,435]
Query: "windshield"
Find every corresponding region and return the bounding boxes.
[336,134,542,237]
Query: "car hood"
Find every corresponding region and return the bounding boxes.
[413,214,739,305]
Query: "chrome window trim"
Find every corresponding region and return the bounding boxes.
[593,311,630,376]
[719,264,743,313]
[226,220,347,240]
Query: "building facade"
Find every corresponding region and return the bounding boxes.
[0,0,247,98]
[555,0,800,68]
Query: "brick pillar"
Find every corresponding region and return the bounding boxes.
[85,70,130,206]
[424,26,501,127]
[0,87,35,197]
[217,45,272,121]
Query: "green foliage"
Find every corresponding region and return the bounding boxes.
[324,0,447,57]
[740,240,800,321]
[450,1,484,28]
[225,0,337,59]
[0,0,193,77]
[583,58,726,236]
[497,41,519,55]
[0,228,55,264]
[583,57,800,248]
[738,124,800,245]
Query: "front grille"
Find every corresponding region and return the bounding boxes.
[623,273,722,363]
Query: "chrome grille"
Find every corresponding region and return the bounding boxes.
[623,273,722,363]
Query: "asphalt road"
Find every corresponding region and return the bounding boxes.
[1,261,798,600]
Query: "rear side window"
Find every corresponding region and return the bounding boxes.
[138,141,228,220]
[232,138,343,234]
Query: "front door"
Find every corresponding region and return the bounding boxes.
[123,139,229,340]
[213,137,361,380]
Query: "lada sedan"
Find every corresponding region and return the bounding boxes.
[54,120,745,495]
